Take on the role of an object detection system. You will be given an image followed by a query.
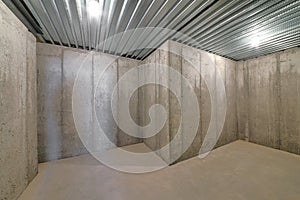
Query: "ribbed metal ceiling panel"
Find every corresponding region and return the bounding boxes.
[4,0,300,60]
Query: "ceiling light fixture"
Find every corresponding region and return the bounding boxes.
[251,35,260,48]
[88,0,102,18]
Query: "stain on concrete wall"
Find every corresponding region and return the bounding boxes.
[0,1,37,199]
[236,47,300,154]
[37,44,141,162]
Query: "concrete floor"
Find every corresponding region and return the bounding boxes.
[18,140,300,200]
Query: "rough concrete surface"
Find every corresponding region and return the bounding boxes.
[37,44,141,162]
[1,0,300,197]
[37,44,63,162]
[236,61,248,140]
[140,50,159,151]
[18,141,300,200]
[36,40,300,167]
[116,57,141,146]
[62,49,92,159]
[0,1,37,199]
[93,53,118,147]
[236,47,300,154]
[141,40,238,163]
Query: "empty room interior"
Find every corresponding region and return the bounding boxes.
[1,0,300,199]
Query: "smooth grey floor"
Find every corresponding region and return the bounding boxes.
[19,140,300,200]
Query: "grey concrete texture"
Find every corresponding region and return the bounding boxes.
[36,38,300,167]
[62,49,91,159]
[116,57,142,146]
[141,40,238,164]
[141,49,171,162]
[237,47,300,154]
[36,43,141,162]
[93,53,118,147]
[0,1,37,200]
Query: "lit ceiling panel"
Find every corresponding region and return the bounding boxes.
[4,0,300,60]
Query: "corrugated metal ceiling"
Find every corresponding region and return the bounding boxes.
[4,0,300,60]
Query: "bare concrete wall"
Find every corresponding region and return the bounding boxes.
[142,41,238,164]
[139,42,171,162]
[37,40,300,166]
[0,1,37,199]
[237,47,300,154]
[37,43,141,162]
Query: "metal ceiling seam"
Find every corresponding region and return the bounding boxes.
[140,0,223,59]
[39,0,63,46]
[206,0,297,51]
[95,0,104,50]
[14,0,300,61]
[199,0,293,49]
[209,6,300,53]
[24,0,55,44]
[102,0,117,52]
[3,0,44,41]
[84,0,91,50]
[177,0,232,43]
[108,0,130,54]
[51,0,71,47]
[213,11,300,53]
[71,0,86,49]
[186,0,271,46]
[183,0,247,44]
[139,0,210,60]
[119,0,158,57]
[234,37,300,60]
[128,0,170,58]
[96,0,108,51]
[114,0,143,55]
[227,24,300,56]
[134,0,188,58]
[62,0,79,48]
[233,35,300,59]
[169,0,221,45]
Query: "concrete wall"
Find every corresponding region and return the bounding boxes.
[37,43,141,162]
[36,40,300,166]
[141,41,238,164]
[139,41,171,162]
[38,40,238,165]
[0,1,37,200]
[237,47,300,154]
